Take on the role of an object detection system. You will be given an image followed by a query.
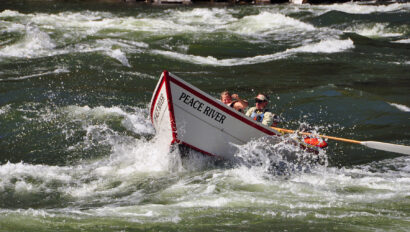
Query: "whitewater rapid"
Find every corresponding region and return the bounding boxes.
[1,4,409,67]
[0,2,409,230]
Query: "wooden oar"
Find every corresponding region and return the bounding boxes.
[271,127,410,155]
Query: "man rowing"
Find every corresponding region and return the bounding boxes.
[220,91,248,113]
[246,93,280,127]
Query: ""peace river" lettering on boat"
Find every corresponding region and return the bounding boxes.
[178,92,227,124]
[153,93,165,124]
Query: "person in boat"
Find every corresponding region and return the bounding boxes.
[220,90,248,113]
[246,93,280,127]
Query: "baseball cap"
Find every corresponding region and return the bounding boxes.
[255,94,269,101]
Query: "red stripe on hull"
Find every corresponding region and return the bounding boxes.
[172,140,217,157]
[163,71,178,143]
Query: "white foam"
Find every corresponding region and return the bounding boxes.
[229,12,315,36]
[389,103,410,112]
[392,38,410,44]
[3,10,184,37]
[172,8,237,27]
[0,104,11,115]
[119,71,156,80]
[90,206,157,218]
[287,38,354,53]
[0,8,318,57]
[133,18,197,34]
[0,26,56,58]
[63,105,154,135]
[95,38,147,50]
[175,197,230,207]
[0,38,13,47]
[121,40,149,48]
[0,121,173,200]
[314,211,376,219]
[0,8,347,66]
[0,137,408,222]
[0,68,69,82]
[91,39,148,66]
[315,2,410,15]
[0,208,58,219]
[347,23,402,38]
[0,162,72,193]
[30,11,116,35]
[106,49,131,67]
[0,20,25,33]
[70,133,178,198]
[152,39,354,66]
[227,166,268,184]
[290,0,304,4]
[0,11,150,61]
[0,9,26,17]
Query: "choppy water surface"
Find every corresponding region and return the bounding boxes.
[0,1,409,231]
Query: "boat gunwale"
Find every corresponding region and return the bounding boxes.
[166,72,279,136]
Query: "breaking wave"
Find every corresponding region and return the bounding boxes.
[62,105,155,137]
[389,103,410,112]
[392,38,410,43]
[0,26,56,58]
[0,8,345,65]
[152,38,354,66]
[233,135,327,176]
[314,2,410,15]
[228,11,315,36]
[346,23,403,38]
[0,68,69,82]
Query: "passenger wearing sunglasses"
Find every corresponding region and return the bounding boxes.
[245,93,279,126]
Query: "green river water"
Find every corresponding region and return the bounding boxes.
[0,0,409,231]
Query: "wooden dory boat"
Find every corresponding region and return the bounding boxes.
[150,71,320,160]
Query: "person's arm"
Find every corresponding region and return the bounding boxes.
[245,107,255,117]
[231,94,248,110]
[262,112,281,126]
[262,112,274,126]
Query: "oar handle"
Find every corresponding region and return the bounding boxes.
[271,127,362,144]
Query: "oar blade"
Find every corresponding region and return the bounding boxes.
[361,141,410,155]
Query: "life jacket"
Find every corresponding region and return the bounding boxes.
[250,109,266,123]
[304,137,328,148]
[228,101,236,108]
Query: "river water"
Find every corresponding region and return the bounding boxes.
[0,1,409,231]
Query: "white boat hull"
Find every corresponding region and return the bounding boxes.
[150,71,289,159]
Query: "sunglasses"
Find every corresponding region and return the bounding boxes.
[255,99,267,103]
